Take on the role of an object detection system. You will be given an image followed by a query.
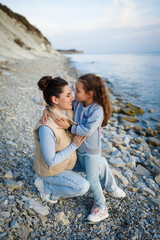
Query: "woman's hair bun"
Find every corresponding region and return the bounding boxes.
[38,76,52,92]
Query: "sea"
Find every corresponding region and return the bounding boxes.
[65,53,160,129]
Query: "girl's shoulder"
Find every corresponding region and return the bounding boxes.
[87,103,103,118]
[89,102,103,111]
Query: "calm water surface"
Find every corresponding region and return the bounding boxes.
[66,53,160,128]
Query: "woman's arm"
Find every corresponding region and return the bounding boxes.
[39,126,85,167]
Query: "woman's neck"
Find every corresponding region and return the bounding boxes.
[50,105,65,112]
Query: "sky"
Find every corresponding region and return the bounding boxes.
[1,0,160,53]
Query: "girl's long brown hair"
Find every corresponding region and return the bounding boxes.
[78,73,112,126]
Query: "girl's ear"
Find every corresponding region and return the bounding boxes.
[88,91,93,98]
[51,96,59,105]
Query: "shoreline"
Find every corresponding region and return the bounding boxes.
[0,54,160,239]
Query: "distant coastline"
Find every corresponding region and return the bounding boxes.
[56,49,83,54]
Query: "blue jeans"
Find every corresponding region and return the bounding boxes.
[41,170,90,201]
[75,151,118,209]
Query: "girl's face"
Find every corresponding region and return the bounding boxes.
[53,85,74,111]
[75,81,90,102]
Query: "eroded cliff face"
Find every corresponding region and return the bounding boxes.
[0,3,58,59]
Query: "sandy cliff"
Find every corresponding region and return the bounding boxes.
[0,3,58,59]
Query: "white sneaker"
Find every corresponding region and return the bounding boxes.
[44,194,58,204]
[35,177,57,204]
[109,187,126,198]
[87,206,109,223]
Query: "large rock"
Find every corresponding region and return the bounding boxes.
[3,179,23,190]
[155,175,160,185]
[151,166,160,175]
[0,211,10,218]
[135,165,151,176]
[150,198,160,208]
[9,219,20,228]
[146,137,160,147]
[111,168,129,185]
[112,106,121,113]
[4,170,13,179]
[109,158,126,168]
[119,115,139,123]
[138,186,155,196]
[17,226,33,240]
[156,123,160,134]
[126,186,138,192]
[54,212,70,225]
[121,108,136,116]
[126,159,136,169]
[124,103,144,114]
[111,150,122,158]
[21,196,49,216]
[144,178,159,190]
[146,127,158,137]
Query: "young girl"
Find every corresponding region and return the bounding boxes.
[42,74,125,223]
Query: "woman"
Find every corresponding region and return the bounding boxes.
[33,76,90,203]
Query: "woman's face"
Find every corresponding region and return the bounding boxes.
[54,85,74,111]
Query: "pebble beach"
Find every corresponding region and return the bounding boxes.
[0,54,160,240]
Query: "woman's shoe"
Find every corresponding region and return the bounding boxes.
[109,187,126,198]
[35,177,57,204]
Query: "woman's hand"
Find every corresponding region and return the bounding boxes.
[54,117,71,129]
[72,135,86,147]
[40,108,51,124]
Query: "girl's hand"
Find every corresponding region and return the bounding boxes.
[54,117,71,129]
[39,108,51,124]
[72,135,86,147]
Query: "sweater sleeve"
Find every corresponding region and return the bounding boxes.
[39,126,78,167]
[71,107,103,137]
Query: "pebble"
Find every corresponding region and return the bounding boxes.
[4,170,13,179]
[6,140,18,147]
[3,179,23,190]
[155,175,160,185]
[54,212,70,225]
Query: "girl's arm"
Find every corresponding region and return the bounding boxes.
[54,117,71,129]
[39,107,51,124]
[39,126,85,167]
[71,107,103,137]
